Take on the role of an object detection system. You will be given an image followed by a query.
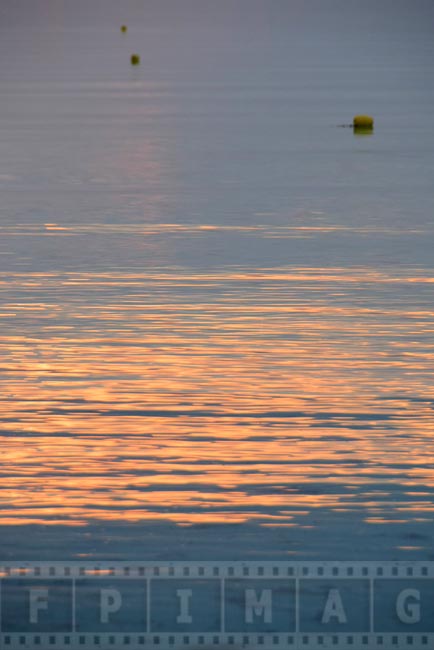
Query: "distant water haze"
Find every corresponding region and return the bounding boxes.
[0,0,433,560]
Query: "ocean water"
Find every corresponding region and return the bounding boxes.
[0,0,434,561]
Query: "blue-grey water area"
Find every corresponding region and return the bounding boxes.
[0,0,434,562]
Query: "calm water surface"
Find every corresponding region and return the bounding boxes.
[0,0,434,560]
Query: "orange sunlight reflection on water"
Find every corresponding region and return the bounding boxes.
[1,267,433,527]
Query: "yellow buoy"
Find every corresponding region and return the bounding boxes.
[121,25,127,33]
[353,115,374,129]
[130,54,140,66]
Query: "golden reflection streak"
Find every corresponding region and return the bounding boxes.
[0,267,433,526]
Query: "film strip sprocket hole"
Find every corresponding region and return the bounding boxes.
[0,562,433,649]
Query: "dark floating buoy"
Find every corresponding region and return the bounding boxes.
[130,54,140,66]
[121,25,127,33]
[353,115,374,131]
